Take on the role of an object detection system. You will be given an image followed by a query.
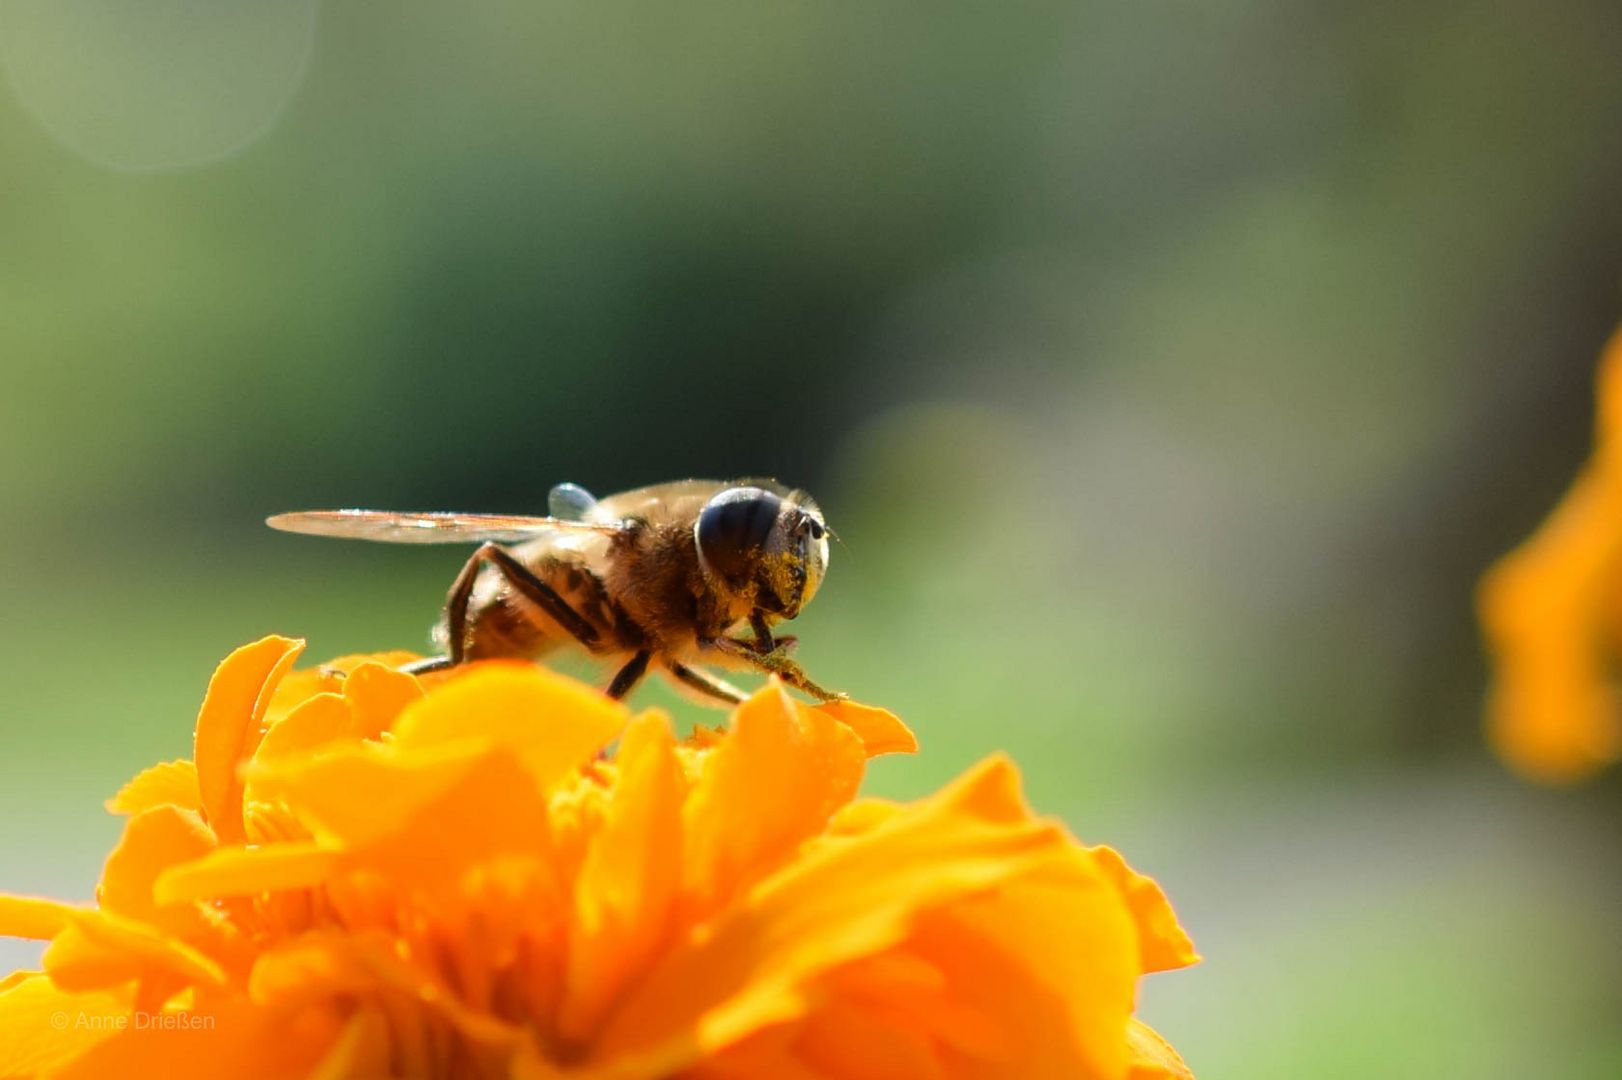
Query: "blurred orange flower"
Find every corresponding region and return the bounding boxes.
[1479,327,1622,781]
[0,636,1197,1078]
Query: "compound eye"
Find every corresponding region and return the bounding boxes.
[807,518,825,540]
[697,486,782,583]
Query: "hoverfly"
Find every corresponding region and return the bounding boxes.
[267,479,840,705]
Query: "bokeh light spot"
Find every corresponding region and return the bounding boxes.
[0,0,318,171]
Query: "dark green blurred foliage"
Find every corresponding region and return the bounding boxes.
[4,1,1622,1075]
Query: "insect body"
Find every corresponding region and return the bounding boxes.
[266,479,840,705]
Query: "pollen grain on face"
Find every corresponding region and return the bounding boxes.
[0,636,1197,1079]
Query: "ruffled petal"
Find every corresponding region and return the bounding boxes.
[1086,845,1199,973]
[305,1008,393,1080]
[43,910,227,993]
[1478,329,1622,781]
[46,998,346,1080]
[2,639,1197,1079]
[341,661,424,740]
[900,865,1136,1079]
[559,711,687,1043]
[391,662,627,788]
[0,972,131,1078]
[155,841,342,905]
[592,756,1125,1077]
[255,692,354,763]
[249,743,556,891]
[681,681,868,917]
[0,894,83,941]
[248,932,525,1050]
[778,1000,944,1080]
[264,651,421,725]
[247,741,489,849]
[1478,456,1622,780]
[194,635,305,842]
[105,759,200,816]
[1127,1018,1194,1080]
[811,699,918,757]
[96,805,218,939]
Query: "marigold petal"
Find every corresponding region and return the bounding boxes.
[811,699,918,757]
[250,744,556,891]
[1475,327,1622,784]
[0,894,83,941]
[1477,453,1622,782]
[247,741,486,850]
[693,1022,866,1080]
[264,651,421,725]
[681,680,868,916]
[816,950,1003,1061]
[1127,1018,1194,1079]
[46,998,346,1080]
[774,994,945,1080]
[104,759,201,816]
[827,798,904,836]
[1086,845,1199,973]
[250,932,525,1049]
[512,1040,575,1080]
[905,866,1138,1079]
[255,692,355,763]
[0,972,131,1077]
[97,805,217,934]
[361,752,557,890]
[194,635,306,842]
[560,711,686,1043]
[595,756,1108,1075]
[306,1008,393,1080]
[342,661,425,740]
[43,911,227,993]
[1593,326,1622,444]
[154,841,343,905]
[5,635,1195,1079]
[247,933,387,1005]
[391,663,627,789]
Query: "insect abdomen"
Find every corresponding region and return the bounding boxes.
[458,553,628,661]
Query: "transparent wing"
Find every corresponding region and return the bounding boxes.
[266,509,624,545]
[588,478,809,527]
[591,479,730,525]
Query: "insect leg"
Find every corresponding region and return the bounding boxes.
[664,661,747,705]
[444,542,600,663]
[607,650,652,699]
[748,610,776,655]
[705,636,843,702]
[745,614,798,654]
[400,656,454,676]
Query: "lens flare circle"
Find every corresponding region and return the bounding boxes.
[0,0,319,172]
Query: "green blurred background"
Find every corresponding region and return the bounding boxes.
[4,1,1622,1075]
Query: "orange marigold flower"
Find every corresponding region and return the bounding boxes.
[1479,327,1622,781]
[1,636,1198,1078]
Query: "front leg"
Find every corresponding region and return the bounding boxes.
[705,636,844,702]
[748,611,776,655]
[745,611,798,655]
